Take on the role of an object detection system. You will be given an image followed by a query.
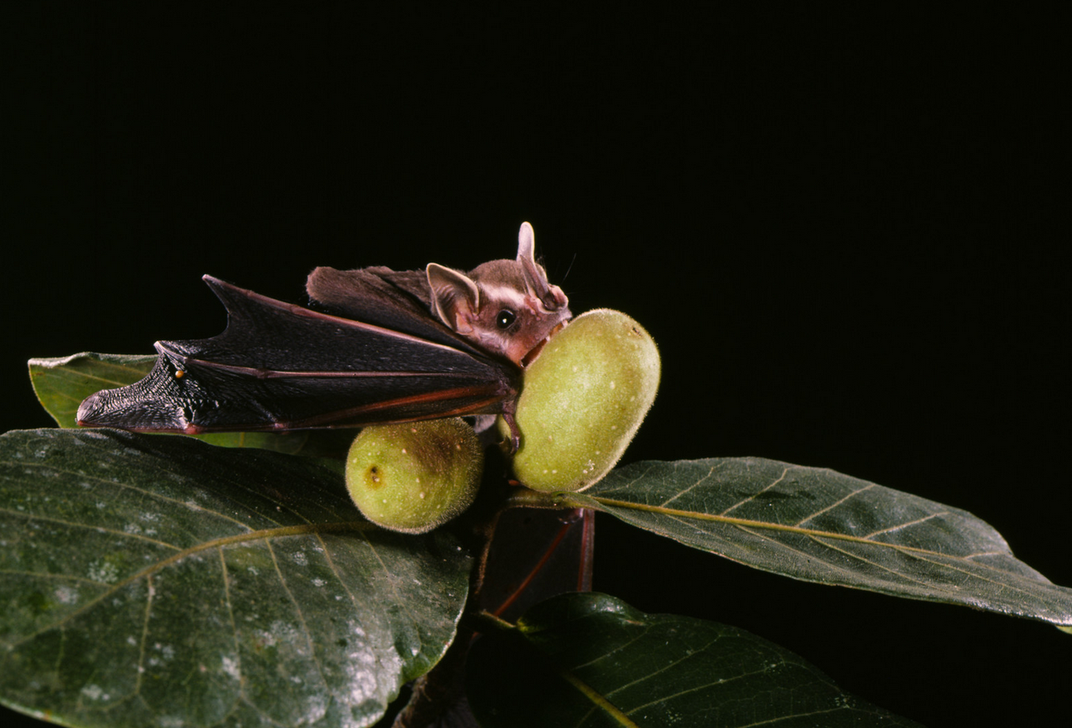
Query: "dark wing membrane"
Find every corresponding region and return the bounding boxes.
[76,276,521,433]
[306,266,457,348]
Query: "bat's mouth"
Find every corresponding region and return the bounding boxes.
[520,319,570,368]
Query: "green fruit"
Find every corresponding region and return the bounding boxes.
[346,418,484,533]
[501,309,660,492]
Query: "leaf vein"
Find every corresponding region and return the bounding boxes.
[604,634,722,698]
[795,483,876,527]
[661,462,723,509]
[6,522,369,648]
[623,657,790,717]
[865,512,950,539]
[557,668,639,727]
[720,466,789,517]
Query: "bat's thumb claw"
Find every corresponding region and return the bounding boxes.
[76,392,103,426]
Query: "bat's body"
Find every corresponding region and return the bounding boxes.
[76,223,570,445]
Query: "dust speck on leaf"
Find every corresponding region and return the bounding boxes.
[54,585,79,605]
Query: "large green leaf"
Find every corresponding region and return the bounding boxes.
[468,592,922,727]
[28,353,330,455]
[0,428,471,727]
[560,458,1072,625]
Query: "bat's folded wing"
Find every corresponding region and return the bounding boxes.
[76,276,520,433]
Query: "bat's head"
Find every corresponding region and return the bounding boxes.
[428,222,571,367]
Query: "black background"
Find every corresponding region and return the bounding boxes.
[4,5,1068,726]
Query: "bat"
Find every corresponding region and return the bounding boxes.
[76,222,571,448]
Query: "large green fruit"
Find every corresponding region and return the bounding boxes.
[346,418,484,533]
[501,309,660,492]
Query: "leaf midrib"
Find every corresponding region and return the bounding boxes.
[586,495,1053,600]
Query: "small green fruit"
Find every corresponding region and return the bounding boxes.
[346,418,484,533]
[501,309,660,492]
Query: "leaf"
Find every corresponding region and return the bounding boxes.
[468,592,922,728]
[560,458,1072,625]
[28,353,322,455]
[0,428,471,728]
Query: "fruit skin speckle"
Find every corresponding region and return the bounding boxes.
[345,418,483,533]
[500,309,660,493]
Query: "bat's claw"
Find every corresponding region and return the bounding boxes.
[502,412,521,455]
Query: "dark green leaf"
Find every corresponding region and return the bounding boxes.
[561,458,1072,625]
[0,429,471,727]
[468,592,922,728]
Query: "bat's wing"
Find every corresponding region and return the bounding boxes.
[76,275,521,433]
[306,266,444,341]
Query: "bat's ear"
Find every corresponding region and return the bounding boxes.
[517,222,536,263]
[427,263,480,334]
[517,222,568,311]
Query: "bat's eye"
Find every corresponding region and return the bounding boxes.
[496,309,517,329]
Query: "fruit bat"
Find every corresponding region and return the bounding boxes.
[76,223,570,449]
